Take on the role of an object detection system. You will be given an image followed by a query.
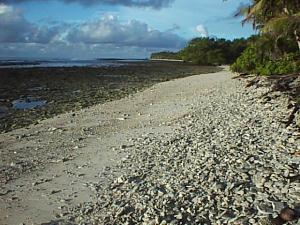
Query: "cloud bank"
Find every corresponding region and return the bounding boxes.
[0,3,186,58]
[0,0,175,9]
[67,15,184,48]
[0,4,65,43]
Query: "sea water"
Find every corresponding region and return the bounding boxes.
[0,58,148,68]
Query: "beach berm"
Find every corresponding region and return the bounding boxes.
[0,68,299,225]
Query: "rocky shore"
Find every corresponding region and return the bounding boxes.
[0,69,299,225]
[60,72,300,225]
[0,61,218,133]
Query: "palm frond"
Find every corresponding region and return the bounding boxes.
[233,4,250,18]
[242,0,264,22]
[262,13,300,35]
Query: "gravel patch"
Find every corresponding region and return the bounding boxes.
[57,75,300,224]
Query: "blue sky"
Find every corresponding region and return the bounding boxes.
[0,0,255,59]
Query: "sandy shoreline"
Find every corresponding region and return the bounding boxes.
[0,62,219,133]
[0,68,299,225]
[0,69,227,224]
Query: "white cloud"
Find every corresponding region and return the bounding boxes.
[67,15,186,48]
[0,42,164,59]
[0,3,12,14]
[0,4,186,58]
[0,4,185,49]
[196,24,208,37]
[0,3,64,43]
[0,3,32,42]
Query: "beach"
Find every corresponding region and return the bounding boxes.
[0,67,299,225]
[0,61,219,133]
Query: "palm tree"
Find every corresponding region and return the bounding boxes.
[235,0,300,52]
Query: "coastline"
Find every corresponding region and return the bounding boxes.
[0,61,219,133]
[149,59,184,62]
[0,68,299,225]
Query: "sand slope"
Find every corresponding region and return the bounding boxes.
[0,69,231,224]
[1,68,299,225]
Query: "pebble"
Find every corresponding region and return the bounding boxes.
[57,77,300,224]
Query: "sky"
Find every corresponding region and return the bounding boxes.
[0,0,255,59]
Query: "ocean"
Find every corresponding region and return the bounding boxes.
[0,58,148,68]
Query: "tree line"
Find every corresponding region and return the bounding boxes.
[151,37,250,65]
[151,0,300,76]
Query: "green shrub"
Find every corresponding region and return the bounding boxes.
[231,46,300,76]
[230,45,262,74]
[177,37,249,65]
[231,33,300,76]
[258,55,300,75]
[150,51,181,60]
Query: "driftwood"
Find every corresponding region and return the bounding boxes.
[232,73,252,79]
[267,73,300,80]
[266,73,300,127]
[246,78,260,87]
[286,104,299,128]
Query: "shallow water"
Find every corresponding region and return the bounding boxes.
[12,97,46,110]
[0,63,220,132]
[0,59,147,68]
[0,106,8,118]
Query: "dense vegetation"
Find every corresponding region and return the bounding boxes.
[230,35,300,75]
[180,37,250,65]
[151,37,250,66]
[150,51,181,60]
[151,0,300,76]
[231,0,300,75]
